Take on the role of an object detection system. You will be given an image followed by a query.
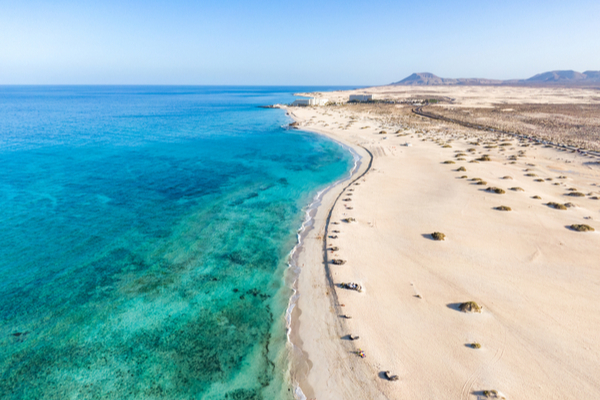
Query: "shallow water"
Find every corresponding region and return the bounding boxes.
[0,86,354,399]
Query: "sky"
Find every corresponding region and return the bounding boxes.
[1,0,599,85]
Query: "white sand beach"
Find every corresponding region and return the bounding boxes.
[286,88,600,399]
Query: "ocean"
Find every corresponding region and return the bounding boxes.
[0,86,355,399]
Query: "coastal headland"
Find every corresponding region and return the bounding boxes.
[285,84,600,399]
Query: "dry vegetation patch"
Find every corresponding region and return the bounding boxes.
[570,224,595,232]
[459,301,482,313]
[431,232,446,241]
[428,103,600,152]
[547,202,567,210]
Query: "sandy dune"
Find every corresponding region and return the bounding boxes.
[287,100,600,400]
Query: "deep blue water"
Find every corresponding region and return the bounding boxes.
[0,86,354,399]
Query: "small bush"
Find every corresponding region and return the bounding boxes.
[567,192,585,197]
[470,343,482,349]
[442,144,452,148]
[477,155,491,161]
[483,390,505,399]
[443,160,455,164]
[459,175,468,179]
[570,224,595,232]
[525,173,537,177]
[459,301,482,313]
[534,178,545,182]
[487,187,505,194]
[476,181,487,185]
[547,202,567,210]
[532,195,541,199]
[469,160,480,163]
[494,206,512,211]
[502,176,512,180]
[431,232,445,241]
[457,166,467,172]
[509,187,524,192]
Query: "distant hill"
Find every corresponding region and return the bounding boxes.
[391,70,600,86]
[526,70,587,82]
[394,73,447,85]
[583,70,600,81]
[392,72,502,86]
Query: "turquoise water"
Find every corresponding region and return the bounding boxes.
[0,86,354,399]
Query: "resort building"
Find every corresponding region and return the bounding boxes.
[291,97,329,107]
[349,94,373,102]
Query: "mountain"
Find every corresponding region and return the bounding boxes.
[582,70,600,82]
[526,70,587,83]
[391,70,600,86]
[393,73,448,85]
[392,73,502,86]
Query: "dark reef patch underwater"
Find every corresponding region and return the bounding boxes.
[0,86,354,399]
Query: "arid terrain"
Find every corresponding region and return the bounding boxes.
[298,85,600,152]
[286,86,600,399]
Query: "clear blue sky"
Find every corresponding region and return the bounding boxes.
[1,0,599,85]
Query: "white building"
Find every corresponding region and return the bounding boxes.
[291,97,329,107]
[349,94,373,102]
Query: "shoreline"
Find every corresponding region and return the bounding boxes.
[284,138,363,400]
[280,107,377,399]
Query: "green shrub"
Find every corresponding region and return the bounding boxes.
[431,232,445,241]
[570,224,594,232]
[547,202,567,210]
[487,187,505,194]
[459,301,482,313]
